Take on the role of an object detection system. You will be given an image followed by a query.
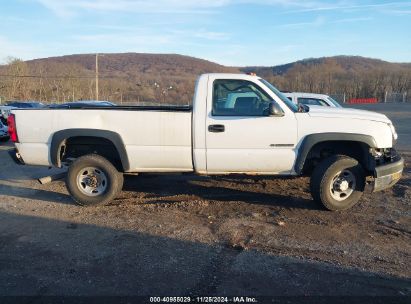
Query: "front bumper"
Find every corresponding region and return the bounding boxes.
[8,148,25,165]
[372,156,404,192]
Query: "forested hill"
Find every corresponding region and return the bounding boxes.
[241,56,411,77]
[28,53,239,78]
[0,53,238,104]
[242,56,411,101]
[0,53,410,104]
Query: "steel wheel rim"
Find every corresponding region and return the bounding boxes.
[330,169,356,201]
[76,167,108,197]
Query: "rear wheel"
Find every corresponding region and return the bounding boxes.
[66,154,123,206]
[310,155,365,211]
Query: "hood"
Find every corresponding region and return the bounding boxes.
[307,106,391,124]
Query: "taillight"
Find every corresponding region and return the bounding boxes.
[7,114,19,143]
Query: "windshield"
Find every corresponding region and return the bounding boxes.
[326,96,342,108]
[259,79,299,112]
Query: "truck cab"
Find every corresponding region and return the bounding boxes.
[192,74,299,174]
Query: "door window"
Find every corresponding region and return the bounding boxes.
[212,79,272,116]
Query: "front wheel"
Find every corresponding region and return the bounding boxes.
[310,155,365,211]
[66,154,124,206]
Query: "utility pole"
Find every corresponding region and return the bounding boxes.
[95,53,99,101]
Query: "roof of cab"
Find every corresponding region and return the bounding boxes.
[200,73,260,80]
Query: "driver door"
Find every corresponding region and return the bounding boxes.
[205,78,297,174]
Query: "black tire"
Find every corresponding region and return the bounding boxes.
[66,154,124,206]
[310,155,365,211]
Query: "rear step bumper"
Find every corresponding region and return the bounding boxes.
[8,148,25,165]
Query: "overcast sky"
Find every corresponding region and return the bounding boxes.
[1,0,410,66]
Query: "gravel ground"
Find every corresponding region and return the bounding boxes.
[0,103,410,297]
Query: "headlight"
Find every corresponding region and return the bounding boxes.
[388,123,398,141]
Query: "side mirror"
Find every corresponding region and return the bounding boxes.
[269,102,284,117]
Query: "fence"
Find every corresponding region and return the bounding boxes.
[347,98,378,104]
[384,92,408,103]
[329,94,346,104]
[332,92,410,104]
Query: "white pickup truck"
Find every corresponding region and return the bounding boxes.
[8,73,404,211]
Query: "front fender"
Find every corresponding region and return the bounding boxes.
[294,133,377,174]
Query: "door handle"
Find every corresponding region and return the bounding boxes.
[208,124,225,133]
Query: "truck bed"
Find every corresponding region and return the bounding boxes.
[13,107,194,172]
